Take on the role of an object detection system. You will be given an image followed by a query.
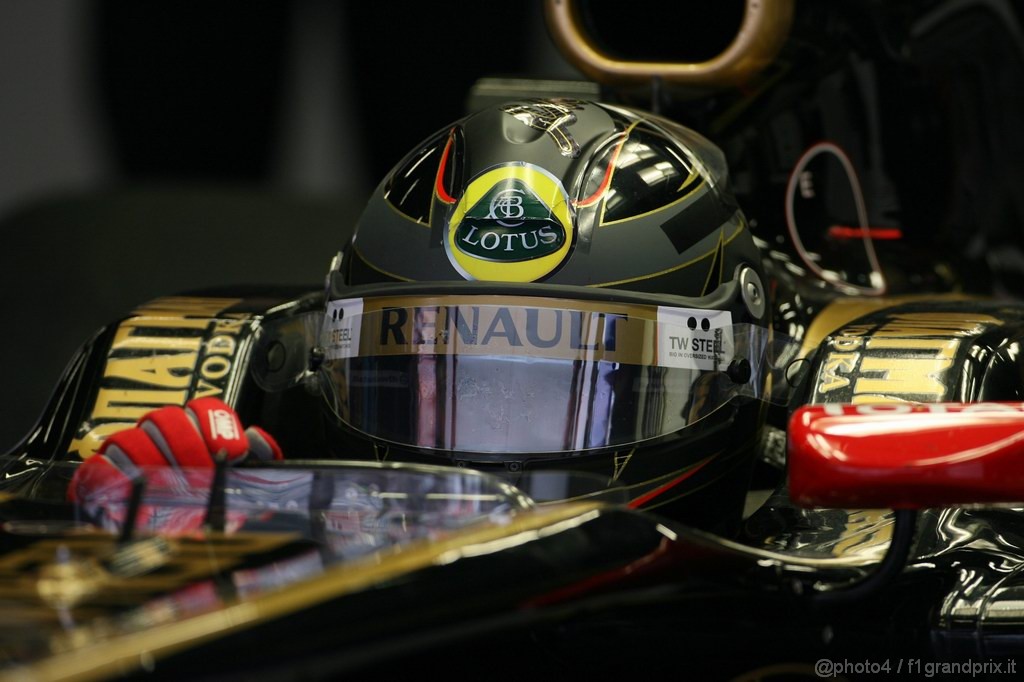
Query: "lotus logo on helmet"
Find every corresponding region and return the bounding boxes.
[489,188,527,225]
[457,182,565,261]
[446,164,575,282]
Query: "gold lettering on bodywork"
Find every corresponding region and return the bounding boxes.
[854,357,951,396]
[858,312,999,338]
[104,353,199,389]
[200,356,231,380]
[192,379,224,399]
[70,297,251,460]
[812,311,1000,403]
[838,313,999,339]
[869,325,968,338]
[112,319,206,351]
[865,338,959,358]
[838,325,872,338]
[91,388,188,421]
[818,352,859,393]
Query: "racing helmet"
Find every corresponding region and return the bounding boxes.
[319,99,777,528]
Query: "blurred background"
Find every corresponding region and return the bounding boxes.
[0,0,580,450]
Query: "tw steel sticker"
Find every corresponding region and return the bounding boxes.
[69,297,253,460]
[324,298,364,361]
[656,307,733,371]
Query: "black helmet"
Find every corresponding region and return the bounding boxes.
[318,100,780,529]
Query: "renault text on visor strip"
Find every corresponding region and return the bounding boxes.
[322,296,734,372]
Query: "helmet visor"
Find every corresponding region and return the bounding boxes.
[316,295,789,455]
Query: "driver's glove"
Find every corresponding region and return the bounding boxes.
[68,397,282,507]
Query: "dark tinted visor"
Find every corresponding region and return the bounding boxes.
[315,295,789,455]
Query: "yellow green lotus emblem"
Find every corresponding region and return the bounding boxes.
[445,164,574,282]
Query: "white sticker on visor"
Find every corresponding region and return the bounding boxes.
[656,307,733,371]
[324,298,364,360]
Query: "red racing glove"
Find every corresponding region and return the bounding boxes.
[69,398,283,531]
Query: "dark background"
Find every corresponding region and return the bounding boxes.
[0,1,579,451]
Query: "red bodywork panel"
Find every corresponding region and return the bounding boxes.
[788,403,1024,509]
